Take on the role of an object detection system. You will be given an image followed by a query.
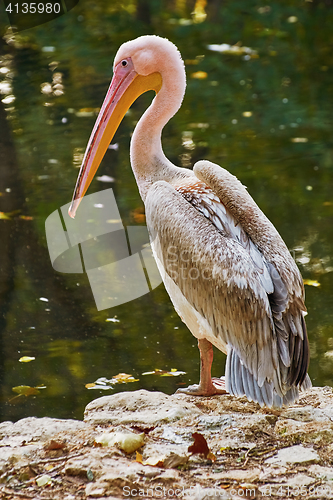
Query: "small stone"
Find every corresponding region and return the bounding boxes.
[280,406,329,422]
[84,389,202,426]
[309,464,333,481]
[285,473,314,487]
[206,468,260,482]
[275,419,333,444]
[265,445,320,466]
[85,482,106,497]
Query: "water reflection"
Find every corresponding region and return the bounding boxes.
[0,1,332,422]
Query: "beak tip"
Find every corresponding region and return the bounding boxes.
[68,201,77,219]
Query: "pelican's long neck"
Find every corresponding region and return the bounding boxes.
[130,62,189,202]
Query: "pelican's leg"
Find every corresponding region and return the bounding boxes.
[176,338,227,396]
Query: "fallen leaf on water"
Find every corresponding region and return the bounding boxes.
[303,279,320,287]
[291,137,308,143]
[85,383,97,389]
[19,356,35,363]
[192,0,207,23]
[188,432,216,461]
[131,207,146,223]
[142,368,186,377]
[0,212,11,220]
[12,385,40,397]
[86,374,139,390]
[75,107,99,117]
[19,215,34,220]
[207,43,258,57]
[113,373,139,383]
[105,316,120,323]
[191,71,208,79]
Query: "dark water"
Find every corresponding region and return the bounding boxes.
[0,1,332,422]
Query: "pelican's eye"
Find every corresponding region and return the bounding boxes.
[121,60,128,67]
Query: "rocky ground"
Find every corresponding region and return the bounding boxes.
[1,387,333,499]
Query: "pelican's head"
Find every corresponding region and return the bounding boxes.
[68,35,185,218]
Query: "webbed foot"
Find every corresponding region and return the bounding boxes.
[176,377,227,396]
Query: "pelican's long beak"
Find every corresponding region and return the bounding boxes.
[68,58,162,218]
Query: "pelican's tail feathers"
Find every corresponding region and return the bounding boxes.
[300,373,312,391]
[225,348,305,409]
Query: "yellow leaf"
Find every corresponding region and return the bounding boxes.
[113,372,132,380]
[207,452,217,462]
[0,212,11,220]
[19,356,35,363]
[192,0,207,23]
[242,111,252,117]
[291,137,308,143]
[95,431,144,453]
[19,215,34,220]
[36,474,52,487]
[143,455,166,467]
[142,368,186,377]
[136,451,143,464]
[12,385,39,396]
[191,71,208,79]
[113,373,139,383]
[303,279,320,287]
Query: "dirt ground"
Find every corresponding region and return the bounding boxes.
[1,387,333,499]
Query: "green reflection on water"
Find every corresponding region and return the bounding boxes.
[0,1,332,422]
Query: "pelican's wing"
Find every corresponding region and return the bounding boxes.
[145,174,310,408]
[193,161,311,401]
[193,160,305,301]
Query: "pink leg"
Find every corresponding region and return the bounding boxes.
[177,338,227,396]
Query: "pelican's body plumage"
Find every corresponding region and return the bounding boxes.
[70,35,311,407]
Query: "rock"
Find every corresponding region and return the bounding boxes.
[2,387,333,500]
[275,418,333,444]
[259,466,287,481]
[205,468,261,482]
[0,417,85,441]
[84,389,202,426]
[284,473,314,487]
[0,444,40,472]
[197,414,234,430]
[265,445,320,466]
[309,464,333,481]
[280,405,330,422]
[85,482,107,497]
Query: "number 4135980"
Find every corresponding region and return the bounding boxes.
[5,3,61,14]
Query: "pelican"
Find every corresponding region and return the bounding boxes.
[69,35,311,407]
